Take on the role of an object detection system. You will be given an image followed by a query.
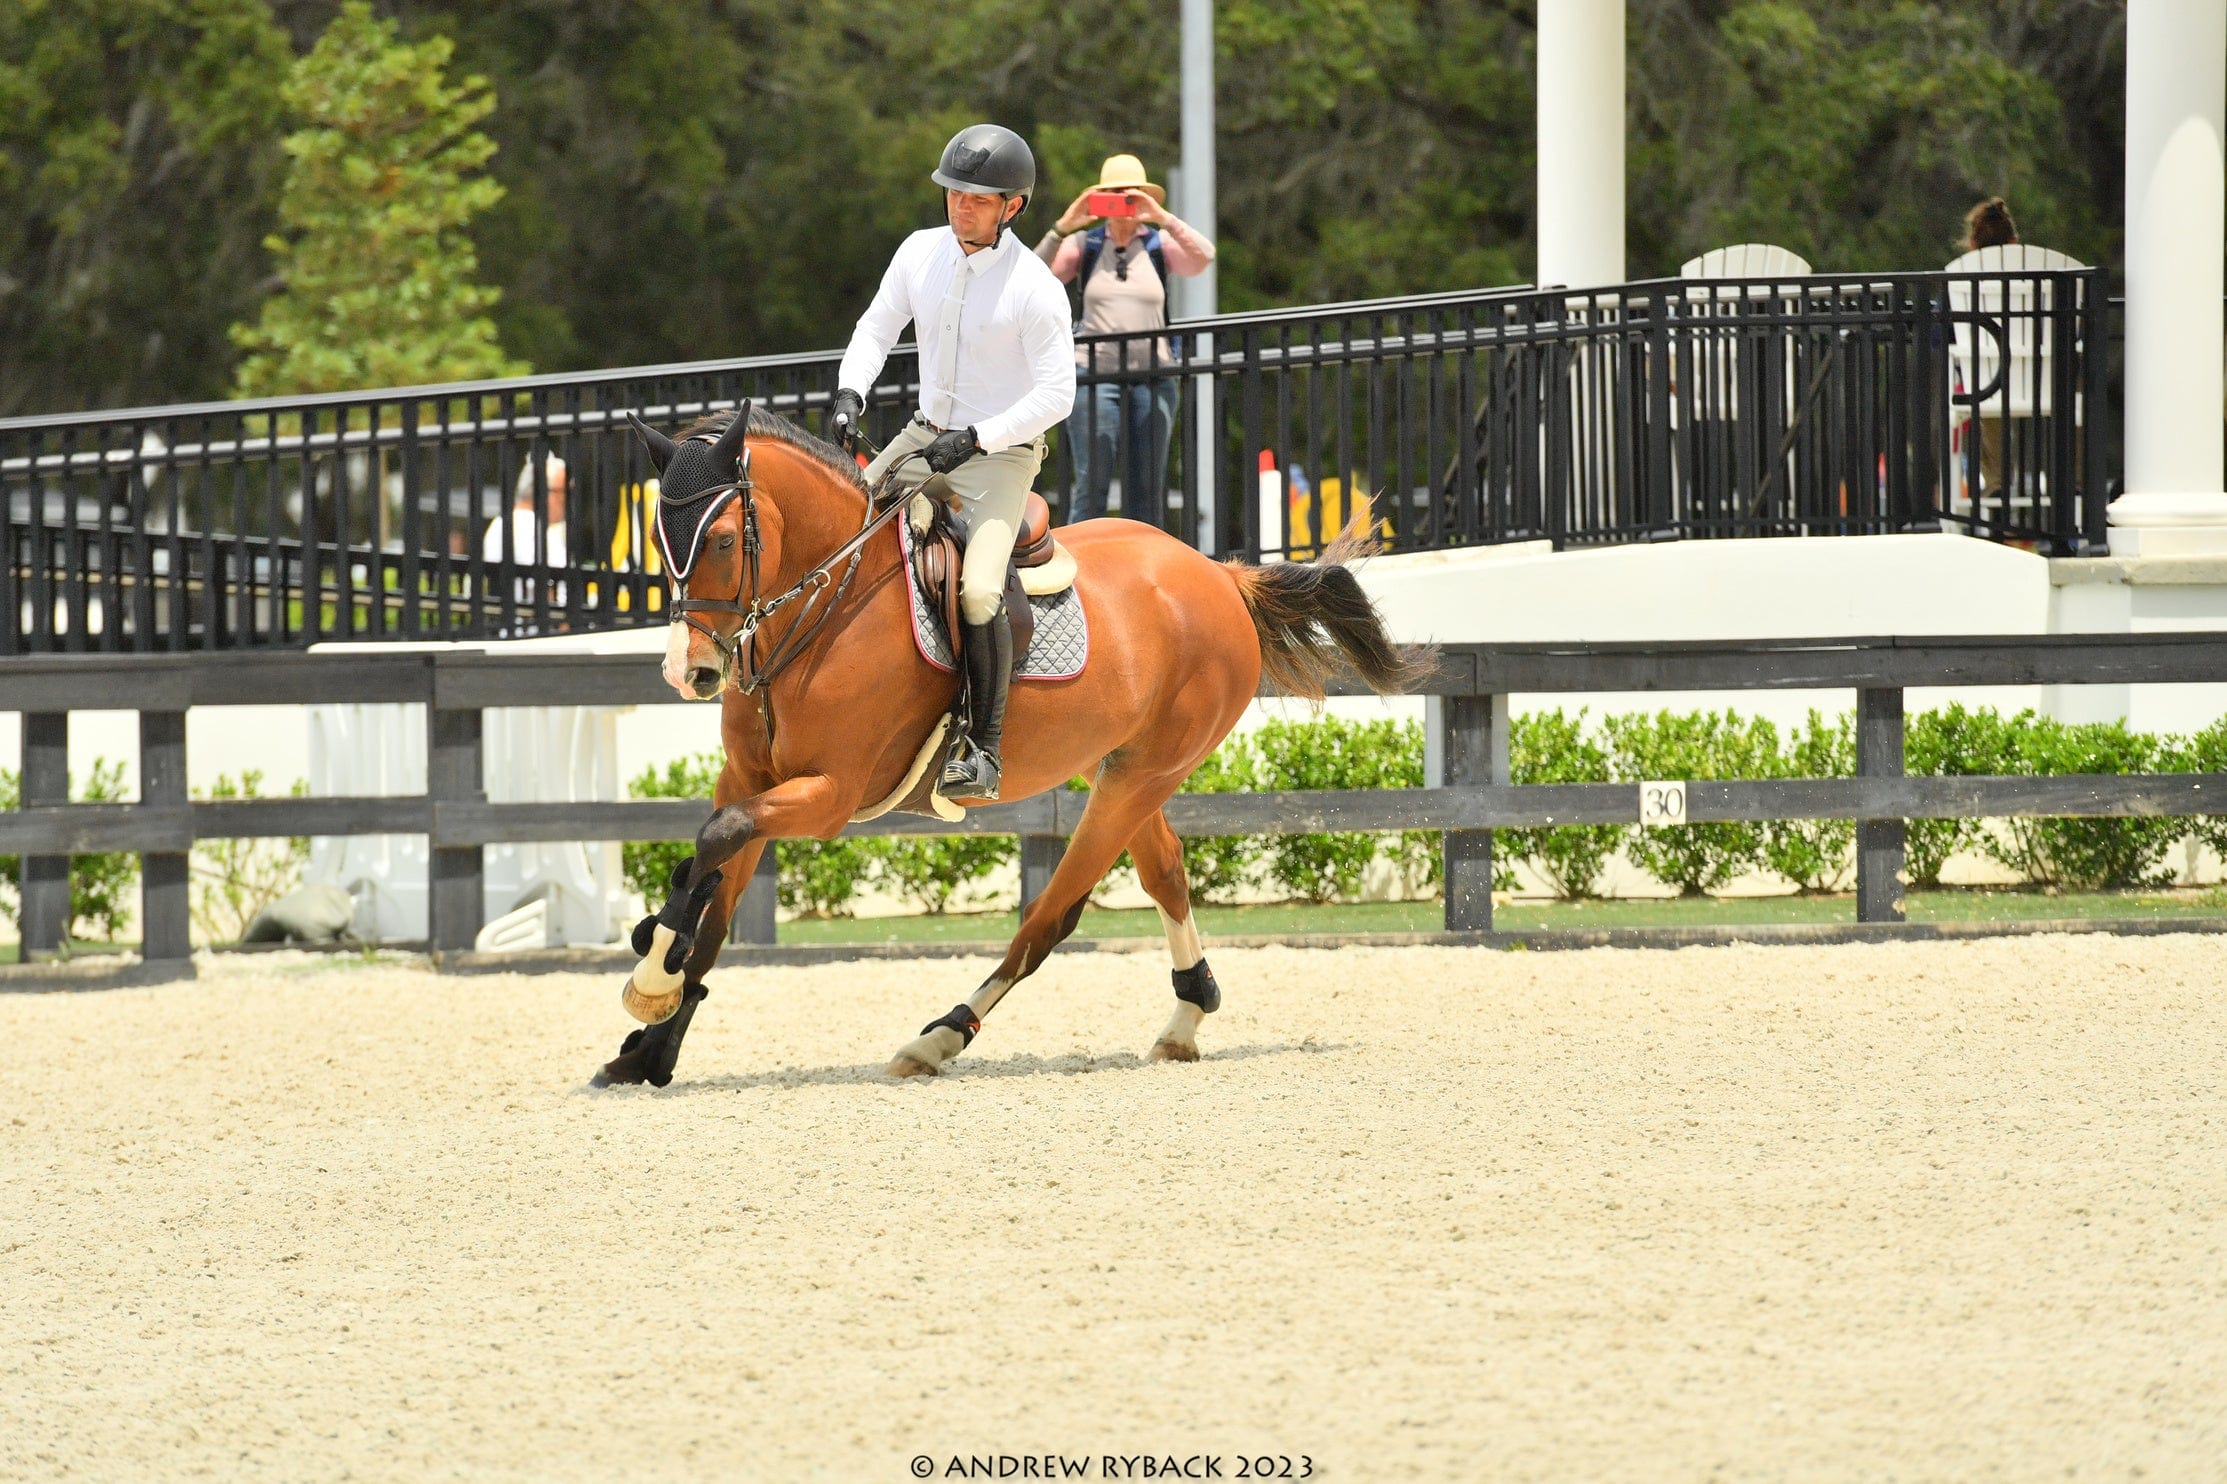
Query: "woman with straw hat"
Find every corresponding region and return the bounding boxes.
[1037,154,1216,527]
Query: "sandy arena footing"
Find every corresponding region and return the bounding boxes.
[2,936,2222,1480]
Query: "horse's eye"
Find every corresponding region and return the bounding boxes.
[717,534,735,550]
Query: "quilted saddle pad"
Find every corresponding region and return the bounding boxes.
[897,517,1088,681]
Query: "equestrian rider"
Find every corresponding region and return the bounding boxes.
[828,124,1076,800]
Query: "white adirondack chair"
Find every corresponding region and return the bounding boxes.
[1680,243,1813,282]
[1942,244,2088,514]
[1943,244,2087,421]
[1676,245,1815,424]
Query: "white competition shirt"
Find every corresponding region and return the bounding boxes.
[836,227,1076,453]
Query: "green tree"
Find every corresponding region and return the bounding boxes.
[0,0,290,413]
[231,1,522,396]
[1631,1,2104,274]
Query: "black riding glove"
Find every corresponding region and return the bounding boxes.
[922,425,982,475]
[829,388,865,451]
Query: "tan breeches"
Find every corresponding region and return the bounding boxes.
[866,421,1045,624]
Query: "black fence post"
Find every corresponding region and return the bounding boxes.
[1441,693,1506,932]
[427,693,485,954]
[1856,687,1906,923]
[139,710,191,964]
[1021,833,1065,912]
[729,846,778,946]
[20,712,70,958]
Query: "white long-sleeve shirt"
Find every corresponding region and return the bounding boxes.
[835,227,1076,453]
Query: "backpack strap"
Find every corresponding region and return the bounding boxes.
[1073,225,1108,306]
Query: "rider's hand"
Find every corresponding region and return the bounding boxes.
[1055,190,1097,236]
[829,387,865,451]
[923,426,982,475]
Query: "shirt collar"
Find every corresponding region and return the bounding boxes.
[951,228,1012,277]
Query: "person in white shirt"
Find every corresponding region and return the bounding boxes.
[482,452,568,625]
[829,123,1076,800]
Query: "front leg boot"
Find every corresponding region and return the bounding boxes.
[623,857,725,1021]
[594,982,709,1088]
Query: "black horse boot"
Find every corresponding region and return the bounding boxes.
[593,982,708,1088]
[940,604,1012,800]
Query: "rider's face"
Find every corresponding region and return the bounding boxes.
[947,189,1019,250]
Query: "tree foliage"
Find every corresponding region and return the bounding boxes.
[1,0,2126,413]
[230,0,521,396]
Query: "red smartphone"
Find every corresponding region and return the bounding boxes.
[1085,190,1138,218]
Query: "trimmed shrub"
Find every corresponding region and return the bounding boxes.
[1501,708,1621,898]
[1176,737,1266,903]
[190,771,311,943]
[1603,710,1779,894]
[622,752,723,905]
[1251,716,1425,902]
[777,838,883,918]
[2182,715,2227,866]
[1904,704,2018,887]
[1985,713,2182,889]
[0,758,138,942]
[875,835,1015,915]
[626,751,888,919]
[1763,710,1855,893]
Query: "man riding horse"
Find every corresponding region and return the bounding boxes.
[597,124,1427,1089]
[827,123,1074,801]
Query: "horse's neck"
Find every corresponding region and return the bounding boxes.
[760,444,874,588]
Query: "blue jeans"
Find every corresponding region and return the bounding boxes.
[1064,380,1179,527]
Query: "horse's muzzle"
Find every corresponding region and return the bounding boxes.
[684,665,724,699]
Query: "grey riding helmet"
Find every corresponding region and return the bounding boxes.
[932,124,1035,208]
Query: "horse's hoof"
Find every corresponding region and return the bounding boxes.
[591,1028,673,1089]
[886,1025,965,1078]
[620,980,683,1025]
[1149,1039,1200,1063]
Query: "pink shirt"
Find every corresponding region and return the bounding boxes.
[1036,215,1215,374]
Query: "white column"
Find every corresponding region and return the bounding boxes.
[2109,0,2227,554]
[1536,0,1625,291]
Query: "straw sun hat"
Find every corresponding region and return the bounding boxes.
[1092,154,1166,204]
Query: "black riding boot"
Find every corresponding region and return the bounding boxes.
[940,605,1012,800]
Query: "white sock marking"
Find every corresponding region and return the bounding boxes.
[1156,906,1204,971]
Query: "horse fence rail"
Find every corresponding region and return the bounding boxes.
[4,632,2221,976]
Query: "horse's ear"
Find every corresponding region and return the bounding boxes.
[710,400,752,472]
[629,413,677,475]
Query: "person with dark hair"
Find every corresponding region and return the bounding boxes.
[1964,197,2019,252]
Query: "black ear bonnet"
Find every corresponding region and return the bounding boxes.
[635,405,751,583]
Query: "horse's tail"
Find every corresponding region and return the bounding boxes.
[1223,513,1436,703]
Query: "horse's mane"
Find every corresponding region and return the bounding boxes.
[680,407,866,494]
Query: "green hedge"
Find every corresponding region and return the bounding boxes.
[623,754,1011,918]
[623,705,2227,919]
[1,758,138,940]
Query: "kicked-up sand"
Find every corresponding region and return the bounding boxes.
[1,934,2222,1481]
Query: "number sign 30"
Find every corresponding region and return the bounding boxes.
[1639,780,1688,828]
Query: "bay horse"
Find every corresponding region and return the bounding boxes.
[596,405,1423,1086]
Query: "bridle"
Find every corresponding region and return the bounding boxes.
[661,420,916,704]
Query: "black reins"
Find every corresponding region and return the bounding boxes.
[666,426,920,705]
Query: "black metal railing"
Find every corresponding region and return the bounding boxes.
[0,270,2110,654]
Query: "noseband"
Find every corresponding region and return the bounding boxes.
[658,423,910,700]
